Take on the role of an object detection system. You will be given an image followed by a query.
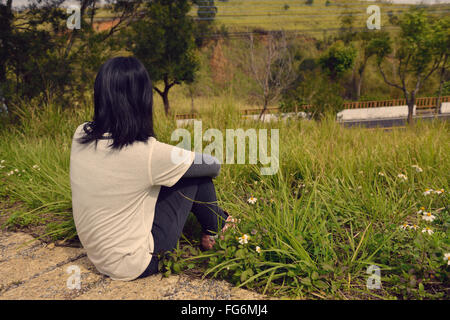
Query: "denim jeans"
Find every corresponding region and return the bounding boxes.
[138,177,228,278]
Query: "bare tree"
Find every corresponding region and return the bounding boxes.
[246,30,295,119]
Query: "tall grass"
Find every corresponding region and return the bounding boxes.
[0,98,448,299]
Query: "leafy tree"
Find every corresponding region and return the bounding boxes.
[192,0,217,47]
[433,16,450,112]
[319,40,357,81]
[351,30,390,101]
[126,0,199,115]
[374,9,449,124]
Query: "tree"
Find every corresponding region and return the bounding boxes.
[318,40,357,81]
[433,16,450,113]
[126,0,199,115]
[352,30,390,101]
[0,0,141,105]
[374,9,448,124]
[246,30,295,119]
[192,0,217,47]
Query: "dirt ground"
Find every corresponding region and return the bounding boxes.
[0,230,265,300]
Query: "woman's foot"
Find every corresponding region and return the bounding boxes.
[200,233,216,251]
[200,215,236,250]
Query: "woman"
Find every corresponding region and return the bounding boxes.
[70,56,229,281]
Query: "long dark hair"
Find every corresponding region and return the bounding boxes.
[78,56,155,150]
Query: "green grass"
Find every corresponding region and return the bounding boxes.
[91,0,450,37]
[0,97,449,299]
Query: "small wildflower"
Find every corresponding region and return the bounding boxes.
[422,212,436,222]
[444,253,450,266]
[238,234,250,245]
[0,160,5,164]
[378,172,385,177]
[14,168,18,173]
[400,223,410,230]
[409,224,419,230]
[247,196,257,204]
[423,188,434,196]
[397,173,408,181]
[417,206,426,214]
[32,164,39,169]
[411,165,423,173]
[255,246,261,254]
[434,189,444,195]
[357,186,362,190]
[421,227,434,235]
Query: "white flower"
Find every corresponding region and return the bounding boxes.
[397,173,408,181]
[408,224,419,230]
[417,207,426,214]
[0,160,5,164]
[400,223,410,230]
[444,253,450,266]
[247,196,257,204]
[434,189,444,195]
[411,165,423,173]
[421,227,434,235]
[423,188,434,196]
[255,246,261,253]
[378,172,385,177]
[32,164,40,170]
[14,168,18,172]
[238,234,250,245]
[422,212,436,222]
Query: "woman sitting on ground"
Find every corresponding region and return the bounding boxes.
[70,56,230,281]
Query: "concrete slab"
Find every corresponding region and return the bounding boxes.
[76,273,263,300]
[0,243,85,289]
[0,231,265,300]
[0,231,41,262]
[337,105,416,122]
[441,102,450,114]
[0,256,104,300]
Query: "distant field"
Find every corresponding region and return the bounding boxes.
[92,0,450,36]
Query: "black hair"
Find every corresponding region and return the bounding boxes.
[78,56,155,150]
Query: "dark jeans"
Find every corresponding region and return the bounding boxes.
[138,177,228,278]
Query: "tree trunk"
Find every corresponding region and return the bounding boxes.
[162,89,170,116]
[259,98,268,120]
[436,55,448,114]
[407,95,415,125]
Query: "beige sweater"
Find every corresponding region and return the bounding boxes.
[70,123,194,281]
